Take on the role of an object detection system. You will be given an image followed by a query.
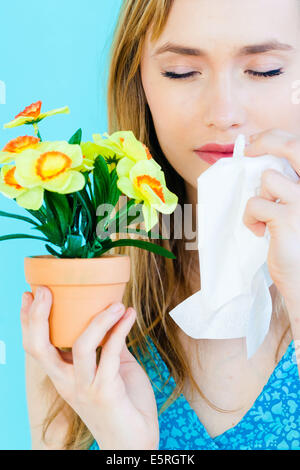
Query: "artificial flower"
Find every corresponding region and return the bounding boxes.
[74,142,120,173]
[14,141,85,194]
[0,165,44,210]
[0,135,40,164]
[93,131,162,182]
[116,158,178,231]
[93,130,158,163]
[3,100,69,129]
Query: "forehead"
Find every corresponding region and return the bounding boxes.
[144,0,300,56]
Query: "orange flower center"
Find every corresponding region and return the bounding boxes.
[15,100,42,119]
[35,151,72,181]
[142,143,152,160]
[3,136,40,153]
[4,167,23,190]
[135,174,165,203]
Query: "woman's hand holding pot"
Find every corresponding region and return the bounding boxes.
[20,286,159,450]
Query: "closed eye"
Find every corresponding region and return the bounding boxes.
[245,68,284,77]
[161,71,198,80]
[161,68,284,80]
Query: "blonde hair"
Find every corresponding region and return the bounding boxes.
[41,0,292,450]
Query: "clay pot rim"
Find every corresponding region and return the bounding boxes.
[24,253,131,285]
[25,254,129,261]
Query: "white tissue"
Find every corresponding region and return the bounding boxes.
[169,134,299,358]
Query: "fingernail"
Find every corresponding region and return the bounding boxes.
[109,302,124,313]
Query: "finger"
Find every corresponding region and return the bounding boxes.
[20,291,34,328]
[72,302,126,387]
[243,196,285,237]
[20,291,34,350]
[94,307,136,386]
[27,286,72,383]
[258,169,300,204]
[244,128,300,176]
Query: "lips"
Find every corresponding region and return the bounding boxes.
[195,143,235,153]
[194,143,235,164]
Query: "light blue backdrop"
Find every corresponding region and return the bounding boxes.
[0,0,122,449]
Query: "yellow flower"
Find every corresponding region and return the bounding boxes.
[0,135,41,164]
[93,130,161,177]
[14,141,85,195]
[0,142,85,210]
[3,100,69,129]
[93,131,151,163]
[0,165,44,210]
[116,159,178,232]
[73,142,118,173]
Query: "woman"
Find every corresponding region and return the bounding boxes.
[21,0,299,450]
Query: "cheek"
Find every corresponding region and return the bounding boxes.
[245,82,300,131]
[143,71,194,120]
[144,85,190,144]
[142,76,210,186]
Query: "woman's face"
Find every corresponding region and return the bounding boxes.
[140,0,300,203]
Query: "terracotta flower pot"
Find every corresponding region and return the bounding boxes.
[24,254,131,349]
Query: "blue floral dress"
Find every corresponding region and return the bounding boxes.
[89,337,299,450]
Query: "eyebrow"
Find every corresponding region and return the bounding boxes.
[152,40,295,57]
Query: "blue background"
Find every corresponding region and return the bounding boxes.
[0,0,122,449]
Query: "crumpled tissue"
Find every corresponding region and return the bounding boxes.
[169,134,299,358]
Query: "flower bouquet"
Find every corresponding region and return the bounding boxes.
[0,101,178,347]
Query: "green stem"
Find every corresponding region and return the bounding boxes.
[94,238,176,259]
[32,123,42,141]
[77,192,94,240]
[0,233,49,242]
[0,210,40,226]
[87,177,95,207]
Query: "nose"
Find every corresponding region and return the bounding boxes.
[203,72,246,131]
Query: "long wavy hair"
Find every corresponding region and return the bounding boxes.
[41,0,292,450]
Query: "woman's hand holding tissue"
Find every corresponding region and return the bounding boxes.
[243,128,300,370]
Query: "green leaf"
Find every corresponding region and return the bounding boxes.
[146,230,166,240]
[67,193,81,234]
[0,210,40,226]
[94,238,176,259]
[0,233,49,242]
[77,191,95,241]
[93,155,110,208]
[43,192,62,241]
[118,228,149,237]
[26,207,47,224]
[108,166,121,207]
[32,221,63,246]
[67,193,79,229]
[86,176,95,208]
[68,128,82,145]
[107,199,136,233]
[43,191,72,245]
[45,244,63,257]
[51,193,72,234]
[61,234,83,257]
